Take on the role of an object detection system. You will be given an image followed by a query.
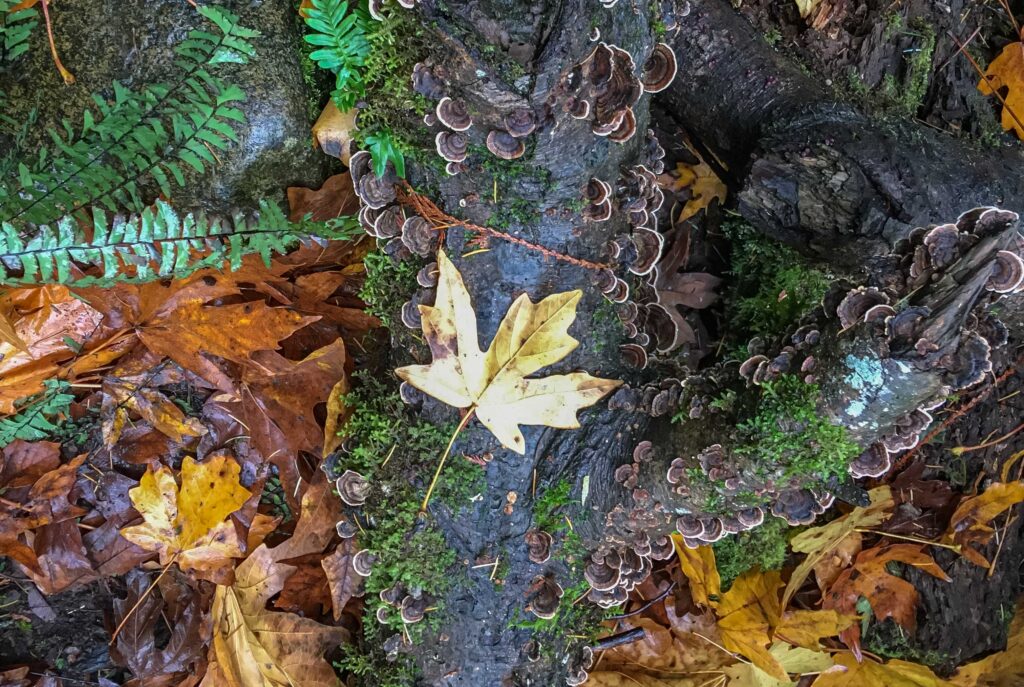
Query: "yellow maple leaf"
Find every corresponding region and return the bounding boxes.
[814,653,952,686]
[979,41,1024,140]
[662,157,727,225]
[723,642,833,687]
[203,474,349,687]
[120,454,251,582]
[782,485,893,609]
[672,538,721,608]
[717,569,788,681]
[774,608,854,651]
[395,248,621,454]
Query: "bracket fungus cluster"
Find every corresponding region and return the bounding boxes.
[525,575,564,620]
[560,41,677,144]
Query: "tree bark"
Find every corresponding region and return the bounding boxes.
[660,0,1024,267]
[350,1,1024,685]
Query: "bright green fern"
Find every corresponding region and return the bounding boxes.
[0,0,38,63]
[302,0,371,111]
[0,379,74,446]
[0,199,360,286]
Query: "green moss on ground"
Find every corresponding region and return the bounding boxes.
[359,251,420,330]
[712,516,789,590]
[863,619,953,670]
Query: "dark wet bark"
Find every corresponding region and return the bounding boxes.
[661,0,1024,268]
[367,1,1024,685]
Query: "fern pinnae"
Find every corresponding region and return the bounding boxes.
[0,379,74,446]
[3,6,257,227]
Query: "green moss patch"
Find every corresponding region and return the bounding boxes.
[712,516,789,590]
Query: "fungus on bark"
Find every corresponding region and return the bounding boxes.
[629,227,664,275]
[619,343,648,369]
[336,469,370,507]
[836,286,890,329]
[356,173,397,210]
[435,131,468,162]
[352,549,375,577]
[526,576,563,619]
[401,595,428,624]
[987,250,1024,293]
[608,108,637,143]
[525,530,553,564]
[400,216,438,257]
[504,108,537,137]
[436,96,472,131]
[849,442,891,479]
[583,198,613,222]
[565,97,591,119]
[486,130,526,160]
[640,43,678,93]
[412,62,446,100]
[335,517,358,539]
[585,177,612,205]
[739,354,768,383]
[371,206,402,239]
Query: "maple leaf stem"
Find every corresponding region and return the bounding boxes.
[109,553,179,644]
[855,528,961,552]
[419,407,476,516]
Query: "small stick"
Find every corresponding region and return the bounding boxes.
[110,554,177,644]
[608,581,677,620]
[39,0,75,85]
[590,627,646,652]
[419,408,475,515]
[951,420,1024,455]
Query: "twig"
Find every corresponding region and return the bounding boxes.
[591,627,646,652]
[856,528,961,552]
[608,581,678,620]
[39,0,75,85]
[951,420,1024,455]
[109,554,178,644]
[397,183,612,272]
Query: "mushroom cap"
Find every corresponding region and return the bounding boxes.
[566,97,591,119]
[591,585,628,608]
[335,517,358,539]
[849,442,892,479]
[595,267,618,294]
[863,303,896,323]
[771,489,827,526]
[376,606,390,624]
[504,108,537,137]
[586,42,615,87]
[356,173,396,210]
[400,216,438,257]
[836,286,889,329]
[629,227,664,276]
[699,517,725,543]
[736,507,765,529]
[445,161,468,176]
[349,150,372,187]
[666,457,686,485]
[527,576,564,619]
[583,198,613,222]
[923,223,961,269]
[614,463,636,485]
[886,306,931,344]
[739,354,768,382]
[401,595,428,623]
[962,207,1019,237]
[987,250,1024,293]
[399,381,425,407]
[584,558,621,591]
[486,130,526,160]
[607,278,630,303]
[336,469,370,507]
[649,535,676,561]
[352,549,375,577]
[436,97,472,131]
[400,300,422,330]
[416,261,439,288]
[372,206,402,239]
[675,513,704,539]
[946,330,992,389]
[608,107,637,143]
[585,177,612,205]
[435,131,468,162]
[641,43,678,93]
[620,343,648,369]
[525,529,554,564]
[412,62,446,100]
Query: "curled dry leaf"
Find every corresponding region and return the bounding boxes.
[287,171,361,222]
[101,379,206,448]
[395,249,621,454]
[660,154,727,225]
[311,100,358,165]
[943,480,1024,568]
[120,454,252,583]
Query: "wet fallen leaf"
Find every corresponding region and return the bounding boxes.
[101,378,206,448]
[783,485,894,608]
[723,642,833,686]
[287,172,360,222]
[716,569,787,681]
[979,40,1024,140]
[813,652,952,686]
[672,538,721,607]
[204,494,349,686]
[660,155,727,225]
[120,454,252,583]
[321,538,359,621]
[824,544,950,658]
[109,569,206,684]
[21,519,99,594]
[943,481,1024,568]
[395,249,621,454]
[774,608,854,651]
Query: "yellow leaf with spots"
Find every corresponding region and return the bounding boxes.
[120,454,251,583]
[672,537,721,608]
[943,481,1024,568]
[717,569,787,681]
[723,642,833,686]
[814,653,953,687]
[395,249,621,454]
